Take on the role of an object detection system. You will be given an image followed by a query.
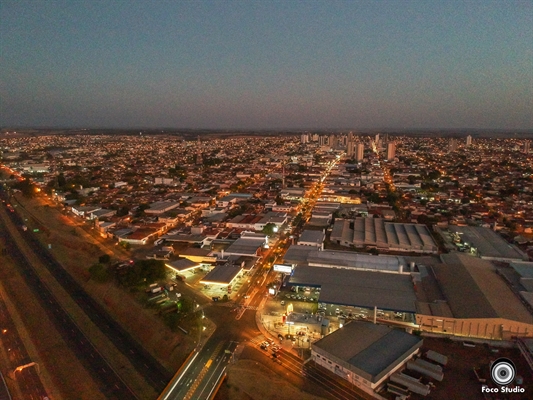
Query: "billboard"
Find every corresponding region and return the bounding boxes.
[273,264,292,274]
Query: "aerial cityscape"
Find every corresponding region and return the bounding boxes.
[1,2,532,400]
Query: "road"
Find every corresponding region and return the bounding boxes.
[0,290,48,400]
[0,186,172,396]
[0,203,136,399]
[161,157,351,400]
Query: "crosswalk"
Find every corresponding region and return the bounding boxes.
[250,334,267,346]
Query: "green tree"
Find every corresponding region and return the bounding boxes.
[262,223,277,236]
[119,259,167,287]
[89,263,111,283]
[98,254,111,264]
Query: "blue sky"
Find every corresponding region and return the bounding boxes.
[1,0,532,129]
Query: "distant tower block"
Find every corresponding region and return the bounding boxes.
[386,142,396,160]
[524,140,530,154]
[466,135,472,146]
[356,143,364,161]
[196,135,203,164]
[449,138,457,153]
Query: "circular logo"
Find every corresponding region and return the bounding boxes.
[491,358,515,386]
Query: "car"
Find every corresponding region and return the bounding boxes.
[335,308,340,315]
[243,295,250,299]
[281,300,285,305]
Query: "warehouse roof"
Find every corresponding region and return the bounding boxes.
[448,226,526,261]
[283,245,407,273]
[313,321,423,383]
[289,266,417,313]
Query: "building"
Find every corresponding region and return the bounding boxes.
[525,140,531,154]
[415,253,533,339]
[301,133,309,144]
[330,218,438,254]
[466,135,472,146]
[297,230,325,249]
[386,142,396,161]
[144,201,181,215]
[312,321,422,396]
[448,138,457,153]
[448,225,527,261]
[355,143,364,162]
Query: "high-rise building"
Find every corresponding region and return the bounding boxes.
[355,143,364,162]
[466,135,472,146]
[386,142,396,160]
[347,142,355,157]
[375,133,380,144]
[524,140,531,154]
[312,134,319,142]
[319,135,327,146]
[330,134,337,150]
[301,134,309,144]
[449,138,457,153]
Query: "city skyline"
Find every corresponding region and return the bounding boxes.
[1,1,532,130]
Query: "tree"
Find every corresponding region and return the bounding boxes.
[98,254,111,264]
[89,263,111,283]
[119,259,167,288]
[262,223,277,236]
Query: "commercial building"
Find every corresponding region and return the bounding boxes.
[297,230,325,249]
[415,253,533,339]
[331,218,438,254]
[448,225,527,261]
[144,201,181,215]
[312,321,422,396]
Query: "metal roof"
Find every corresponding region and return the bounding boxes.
[312,321,422,383]
[201,264,242,285]
[289,266,417,313]
[448,226,526,261]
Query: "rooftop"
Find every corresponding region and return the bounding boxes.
[313,321,423,383]
[289,266,417,312]
[201,263,242,285]
[448,226,526,261]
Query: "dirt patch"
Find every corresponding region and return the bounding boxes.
[217,359,326,400]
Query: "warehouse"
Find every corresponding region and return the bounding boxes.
[330,218,438,253]
[448,225,527,261]
[289,266,417,313]
[415,253,533,339]
[312,321,422,397]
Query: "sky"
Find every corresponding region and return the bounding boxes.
[1,0,532,130]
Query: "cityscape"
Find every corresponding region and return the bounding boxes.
[1,1,533,400]
[0,130,532,400]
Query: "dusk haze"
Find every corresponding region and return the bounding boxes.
[1,0,532,129]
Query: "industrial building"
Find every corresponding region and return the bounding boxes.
[415,253,533,339]
[312,321,422,397]
[447,225,527,261]
[331,218,438,254]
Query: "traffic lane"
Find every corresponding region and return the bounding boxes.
[0,294,48,399]
[192,341,237,400]
[164,336,225,398]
